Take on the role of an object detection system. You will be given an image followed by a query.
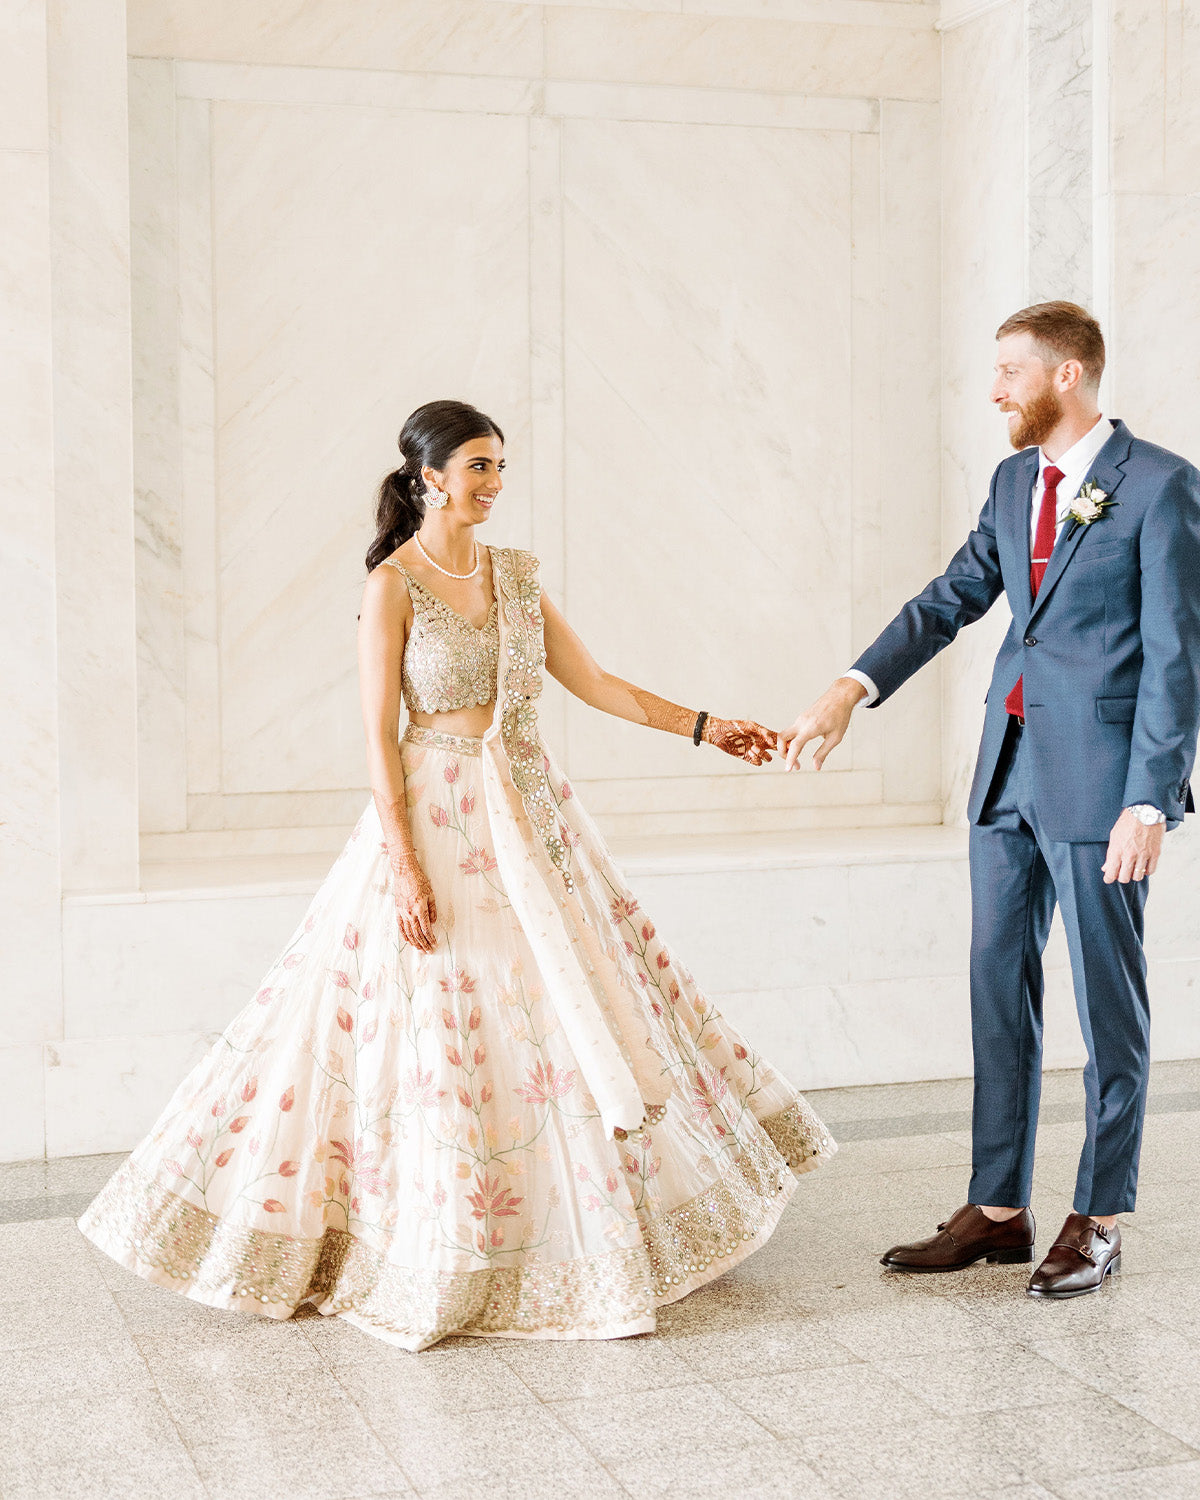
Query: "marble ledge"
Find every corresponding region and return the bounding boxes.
[173,62,879,134]
[66,824,972,909]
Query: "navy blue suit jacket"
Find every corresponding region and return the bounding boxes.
[853,420,1200,842]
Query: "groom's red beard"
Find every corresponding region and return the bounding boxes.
[1004,388,1063,449]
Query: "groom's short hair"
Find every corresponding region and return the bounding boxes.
[995,301,1105,388]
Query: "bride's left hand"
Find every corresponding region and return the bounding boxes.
[702,717,777,765]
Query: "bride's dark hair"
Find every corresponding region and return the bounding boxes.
[365,399,505,572]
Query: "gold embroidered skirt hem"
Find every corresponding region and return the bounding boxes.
[80,1110,808,1352]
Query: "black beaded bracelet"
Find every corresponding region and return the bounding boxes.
[693,710,709,746]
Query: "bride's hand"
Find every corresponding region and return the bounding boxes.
[702,717,777,766]
[390,854,438,952]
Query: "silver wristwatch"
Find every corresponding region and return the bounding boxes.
[1127,803,1166,826]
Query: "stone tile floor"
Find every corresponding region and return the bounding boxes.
[3,1061,1200,1499]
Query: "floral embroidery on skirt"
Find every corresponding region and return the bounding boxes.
[79,728,835,1351]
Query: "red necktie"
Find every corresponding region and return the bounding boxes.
[1005,464,1065,719]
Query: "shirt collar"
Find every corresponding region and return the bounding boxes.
[1039,415,1114,483]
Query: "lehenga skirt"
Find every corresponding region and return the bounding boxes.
[79,726,835,1350]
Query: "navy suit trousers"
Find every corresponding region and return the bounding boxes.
[968,719,1151,1216]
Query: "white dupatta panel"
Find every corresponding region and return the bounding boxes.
[480,548,672,1139]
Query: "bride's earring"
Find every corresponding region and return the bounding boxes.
[424,483,450,510]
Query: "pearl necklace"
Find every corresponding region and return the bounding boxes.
[415,533,479,580]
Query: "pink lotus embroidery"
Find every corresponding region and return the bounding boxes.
[330,971,352,990]
[329,1135,388,1196]
[459,846,499,876]
[444,762,460,784]
[336,1007,354,1033]
[282,953,303,969]
[466,1171,523,1221]
[610,896,639,923]
[279,1086,295,1113]
[439,968,476,995]
[278,1160,299,1177]
[262,1199,286,1213]
[241,1077,258,1103]
[343,923,359,950]
[229,1114,250,1134]
[561,781,573,800]
[214,1148,234,1168]
[401,1067,445,1108]
[429,805,450,828]
[516,1060,576,1105]
[691,1063,729,1122]
[186,1128,203,1150]
[460,791,475,815]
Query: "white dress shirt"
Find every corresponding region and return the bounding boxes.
[846,416,1116,707]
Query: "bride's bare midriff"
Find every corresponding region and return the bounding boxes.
[407,703,496,739]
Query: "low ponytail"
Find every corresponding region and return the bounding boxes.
[365,399,504,573]
[365,466,424,572]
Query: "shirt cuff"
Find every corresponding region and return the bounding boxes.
[843,669,880,706]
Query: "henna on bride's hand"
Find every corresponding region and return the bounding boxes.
[703,717,778,764]
[390,853,438,951]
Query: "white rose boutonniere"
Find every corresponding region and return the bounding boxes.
[1066,479,1118,531]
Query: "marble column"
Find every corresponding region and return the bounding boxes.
[0,0,58,1160]
[48,0,139,894]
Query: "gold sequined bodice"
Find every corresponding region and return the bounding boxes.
[383,560,499,714]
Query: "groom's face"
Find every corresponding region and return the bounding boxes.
[991,332,1063,450]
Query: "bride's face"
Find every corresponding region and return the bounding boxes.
[427,436,505,525]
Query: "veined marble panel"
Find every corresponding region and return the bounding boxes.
[177,97,221,799]
[127,0,544,77]
[47,0,139,891]
[1110,191,1200,462]
[544,9,939,98]
[560,118,856,783]
[1111,0,1200,197]
[1110,0,1167,196]
[1026,0,1092,306]
[0,151,60,1046]
[0,0,49,151]
[207,102,531,794]
[938,0,1025,823]
[130,60,187,834]
[876,100,942,805]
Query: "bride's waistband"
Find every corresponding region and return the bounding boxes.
[402,724,484,756]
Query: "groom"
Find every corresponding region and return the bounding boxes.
[784,302,1200,1298]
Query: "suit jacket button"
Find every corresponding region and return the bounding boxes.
[1024,635,1038,647]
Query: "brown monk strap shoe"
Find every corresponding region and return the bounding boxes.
[880,1203,1035,1273]
[1027,1213,1121,1299]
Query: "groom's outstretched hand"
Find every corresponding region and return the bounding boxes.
[782,677,868,772]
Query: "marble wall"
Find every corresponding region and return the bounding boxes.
[128,1,944,858]
[7,0,1200,1162]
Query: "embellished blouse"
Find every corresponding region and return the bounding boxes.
[381,559,499,713]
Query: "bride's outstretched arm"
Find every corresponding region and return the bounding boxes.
[540,592,775,765]
[358,567,438,952]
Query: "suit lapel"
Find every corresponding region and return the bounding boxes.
[1006,448,1038,624]
[1027,420,1134,626]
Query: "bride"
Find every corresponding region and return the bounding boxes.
[80,399,835,1351]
